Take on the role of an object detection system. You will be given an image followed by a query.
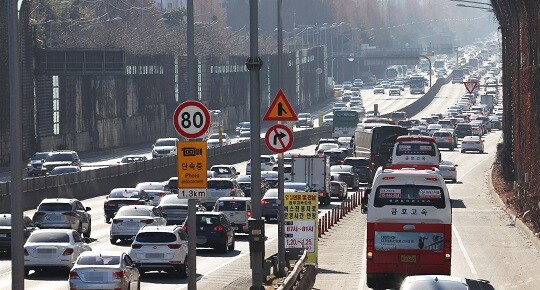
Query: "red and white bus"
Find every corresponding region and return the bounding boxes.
[390,135,441,169]
[366,168,452,289]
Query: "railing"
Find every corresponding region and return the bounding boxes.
[277,249,308,290]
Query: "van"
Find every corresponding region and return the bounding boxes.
[214,197,252,233]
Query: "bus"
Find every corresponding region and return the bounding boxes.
[332,110,360,138]
[365,167,452,289]
[390,135,441,169]
[354,125,408,181]
[433,59,445,70]
[385,66,401,81]
[408,75,426,94]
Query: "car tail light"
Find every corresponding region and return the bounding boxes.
[261,200,270,205]
[62,248,74,255]
[182,225,188,232]
[214,225,224,232]
[475,141,481,144]
[112,219,123,224]
[62,212,77,217]
[230,188,237,195]
[425,177,438,181]
[113,270,125,279]
[167,244,181,249]
[382,177,395,180]
[69,271,80,279]
[367,239,374,259]
[140,219,154,224]
[24,249,29,256]
[318,191,324,197]
[247,210,252,217]
[131,244,143,249]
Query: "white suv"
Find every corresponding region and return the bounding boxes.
[245,155,277,175]
[129,226,189,277]
[152,138,179,158]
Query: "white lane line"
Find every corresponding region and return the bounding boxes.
[452,223,478,278]
[447,147,495,279]
[358,230,367,289]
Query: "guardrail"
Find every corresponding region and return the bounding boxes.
[0,126,332,212]
[277,249,309,290]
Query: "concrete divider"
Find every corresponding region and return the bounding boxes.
[0,126,332,212]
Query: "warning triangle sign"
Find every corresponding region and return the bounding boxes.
[463,81,478,94]
[263,89,298,121]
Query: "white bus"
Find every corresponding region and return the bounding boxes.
[390,135,440,169]
[366,167,452,289]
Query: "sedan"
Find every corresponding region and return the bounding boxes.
[330,181,348,201]
[69,251,140,290]
[461,136,484,153]
[399,275,469,290]
[110,206,167,244]
[182,212,235,253]
[207,133,231,148]
[118,155,147,164]
[323,113,334,126]
[296,113,314,128]
[0,214,36,254]
[157,195,205,225]
[373,86,385,94]
[103,188,152,223]
[48,165,81,175]
[261,188,296,221]
[237,130,251,142]
[24,229,92,276]
[439,160,458,183]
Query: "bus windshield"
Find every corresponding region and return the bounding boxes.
[395,143,437,156]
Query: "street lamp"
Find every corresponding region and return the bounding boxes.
[455,3,494,12]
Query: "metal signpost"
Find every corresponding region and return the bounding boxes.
[173,100,211,290]
[8,0,25,288]
[263,90,298,278]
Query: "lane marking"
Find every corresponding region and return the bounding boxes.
[358,230,367,289]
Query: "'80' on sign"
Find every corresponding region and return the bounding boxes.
[173,101,211,139]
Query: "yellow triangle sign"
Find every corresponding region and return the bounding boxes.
[263,89,298,121]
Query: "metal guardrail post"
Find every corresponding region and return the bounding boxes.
[277,249,308,290]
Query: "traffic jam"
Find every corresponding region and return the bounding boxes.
[1,48,505,289]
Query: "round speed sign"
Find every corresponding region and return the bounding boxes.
[173,101,211,139]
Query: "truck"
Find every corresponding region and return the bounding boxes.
[480,94,495,111]
[290,155,331,206]
[451,69,464,84]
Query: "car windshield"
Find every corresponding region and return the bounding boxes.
[77,255,121,265]
[109,189,141,198]
[196,215,221,225]
[298,113,311,118]
[236,175,251,182]
[28,232,70,243]
[217,200,246,211]
[38,203,71,212]
[135,232,177,243]
[121,156,145,163]
[136,183,164,190]
[46,153,73,162]
[155,139,176,146]
[283,183,307,191]
[116,207,152,216]
[0,216,11,226]
[239,131,250,138]
[440,160,453,166]
[208,180,233,189]
[160,196,188,205]
[31,153,49,161]
[263,190,279,198]
[212,167,232,175]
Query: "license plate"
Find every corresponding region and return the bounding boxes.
[87,272,104,281]
[146,253,164,259]
[0,234,6,238]
[123,222,137,227]
[47,215,62,221]
[37,248,56,254]
[400,254,417,263]
[232,226,238,230]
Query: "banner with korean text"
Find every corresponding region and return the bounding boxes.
[283,191,318,265]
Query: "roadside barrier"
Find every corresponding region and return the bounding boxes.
[317,189,364,237]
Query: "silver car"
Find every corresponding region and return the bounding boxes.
[69,251,140,290]
[32,198,92,238]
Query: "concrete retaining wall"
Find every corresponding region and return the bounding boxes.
[0,126,332,212]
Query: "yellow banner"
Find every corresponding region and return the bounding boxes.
[284,191,318,265]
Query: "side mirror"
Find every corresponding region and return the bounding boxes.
[455,164,459,167]
[105,196,108,200]
[85,207,91,212]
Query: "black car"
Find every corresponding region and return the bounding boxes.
[261,189,297,221]
[0,214,36,253]
[342,157,372,183]
[454,123,473,138]
[103,188,152,223]
[236,175,252,197]
[182,212,235,253]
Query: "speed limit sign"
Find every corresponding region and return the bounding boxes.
[173,101,211,139]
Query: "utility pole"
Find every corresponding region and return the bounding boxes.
[246,0,264,289]
[8,0,25,288]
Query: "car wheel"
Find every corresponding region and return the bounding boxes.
[83,220,91,238]
[24,268,30,277]
[452,179,457,183]
[218,240,228,254]
[178,259,188,278]
[480,150,484,154]
[228,237,235,251]
[76,222,83,234]
[110,236,117,245]
[449,146,454,151]
[105,216,111,224]
[461,150,465,153]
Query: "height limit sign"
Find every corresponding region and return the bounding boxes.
[265,124,294,153]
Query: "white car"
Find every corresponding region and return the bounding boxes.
[135,182,167,206]
[399,275,469,290]
[128,226,188,277]
[69,251,140,290]
[388,85,401,96]
[322,113,334,126]
[24,229,92,276]
[373,86,385,94]
[237,130,251,142]
[110,206,167,245]
[461,136,484,153]
[151,138,179,158]
[246,155,277,175]
[207,133,231,148]
[439,160,458,183]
